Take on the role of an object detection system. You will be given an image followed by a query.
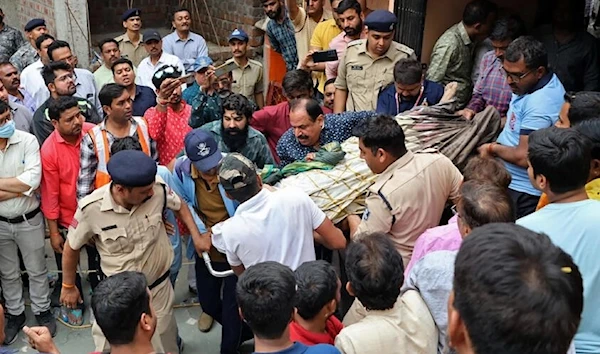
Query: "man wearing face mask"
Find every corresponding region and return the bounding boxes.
[200,93,274,168]
[277,97,373,166]
[32,61,101,145]
[0,99,56,344]
[377,58,444,115]
[171,130,253,352]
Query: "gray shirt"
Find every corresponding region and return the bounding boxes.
[162,31,208,73]
[403,250,457,354]
[10,101,33,134]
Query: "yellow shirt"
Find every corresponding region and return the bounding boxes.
[310,18,342,92]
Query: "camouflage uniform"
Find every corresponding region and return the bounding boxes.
[188,90,223,129]
[426,22,475,108]
[199,120,275,168]
[10,44,38,73]
[0,25,26,62]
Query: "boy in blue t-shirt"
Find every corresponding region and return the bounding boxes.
[237,262,340,354]
[478,36,565,218]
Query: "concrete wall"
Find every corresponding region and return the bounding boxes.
[0,1,20,28]
[421,0,540,63]
[88,0,180,35]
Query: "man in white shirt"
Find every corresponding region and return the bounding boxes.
[20,34,54,108]
[138,29,185,91]
[0,100,55,345]
[212,153,346,274]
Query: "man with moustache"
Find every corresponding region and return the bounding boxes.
[33,61,101,145]
[325,0,365,80]
[10,18,47,72]
[163,8,208,74]
[115,8,148,67]
[478,36,565,218]
[262,0,299,71]
[112,57,156,117]
[323,78,336,110]
[334,10,415,113]
[138,29,185,91]
[0,73,33,133]
[377,58,444,115]
[0,61,36,112]
[225,29,264,108]
[200,93,274,168]
[93,39,124,91]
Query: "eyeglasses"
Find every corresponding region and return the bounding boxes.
[501,67,532,83]
[153,65,182,80]
[55,73,75,82]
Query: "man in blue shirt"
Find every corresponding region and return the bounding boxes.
[162,8,209,74]
[237,262,340,354]
[479,36,565,218]
[112,57,156,117]
[276,97,373,166]
[377,58,443,116]
[517,127,600,354]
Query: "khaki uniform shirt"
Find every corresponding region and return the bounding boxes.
[355,152,462,267]
[337,291,438,354]
[335,40,416,112]
[292,8,333,63]
[115,33,148,67]
[227,58,264,103]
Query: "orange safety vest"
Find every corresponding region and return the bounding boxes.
[88,117,151,189]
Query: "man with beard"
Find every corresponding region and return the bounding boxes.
[535,0,599,92]
[478,36,565,218]
[112,57,156,117]
[200,93,274,168]
[225,29,264,109]
[162,8,208,74]
[377,58,444,115]
[94,39,124,91]
[334,10,415,113]
[0,73,33,133]
[325,0,365,80]
[263,0,299,71]
[144,64,192,167]
[138,29,185,91]
[9,18,47,72]
[39,96,95,327]
[0,61,36,112]
[459,15,526,119]
[33,61,101,145]
[115,8,148,67]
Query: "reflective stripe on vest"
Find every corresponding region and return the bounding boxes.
[89,117,151,189]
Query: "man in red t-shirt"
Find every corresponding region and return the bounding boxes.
[290,261,344,345]
[252,69,332,164]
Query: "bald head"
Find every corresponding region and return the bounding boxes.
[457,180,515,236]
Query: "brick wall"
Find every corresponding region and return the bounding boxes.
[18,0,56,34]
[88,0,179,34]
[194,0,264,48]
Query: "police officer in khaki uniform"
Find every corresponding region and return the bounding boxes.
[226,29,265,108]
[334,10,416,113]
[115,9,148,67]
[60,150,211,354]
[348,115,462,267]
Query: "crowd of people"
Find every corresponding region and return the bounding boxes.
[0,0,598,353]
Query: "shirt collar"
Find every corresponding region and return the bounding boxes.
[6,129,23,145]
[457,22,472,46]
[100,184,131,213]
[53,129,85,146]
[527,72,553,94]
[236,188,269,213]
[371,151,414,191]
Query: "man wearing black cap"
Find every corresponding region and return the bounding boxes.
[138,29,185,91]
[115,8,148,67]
[61,150,208,354]
[172,130,253,352]
[225,28,264,108]
[9,18,47,72]
[334,10,415,113]
[0,8,26,62]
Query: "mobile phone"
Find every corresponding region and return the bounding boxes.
[178,72,194,82]
[213,61,237,78]
[311,49,338,63]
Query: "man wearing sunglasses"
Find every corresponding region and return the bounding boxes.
[478,36,565,219]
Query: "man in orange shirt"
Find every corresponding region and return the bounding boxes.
[40,96,95,326]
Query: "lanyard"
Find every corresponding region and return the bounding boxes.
[396,85,424,113]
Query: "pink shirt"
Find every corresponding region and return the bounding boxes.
[40,123,95,228]
[404,215,462,277]
[326,32,367,80]
[144,103,192,166]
